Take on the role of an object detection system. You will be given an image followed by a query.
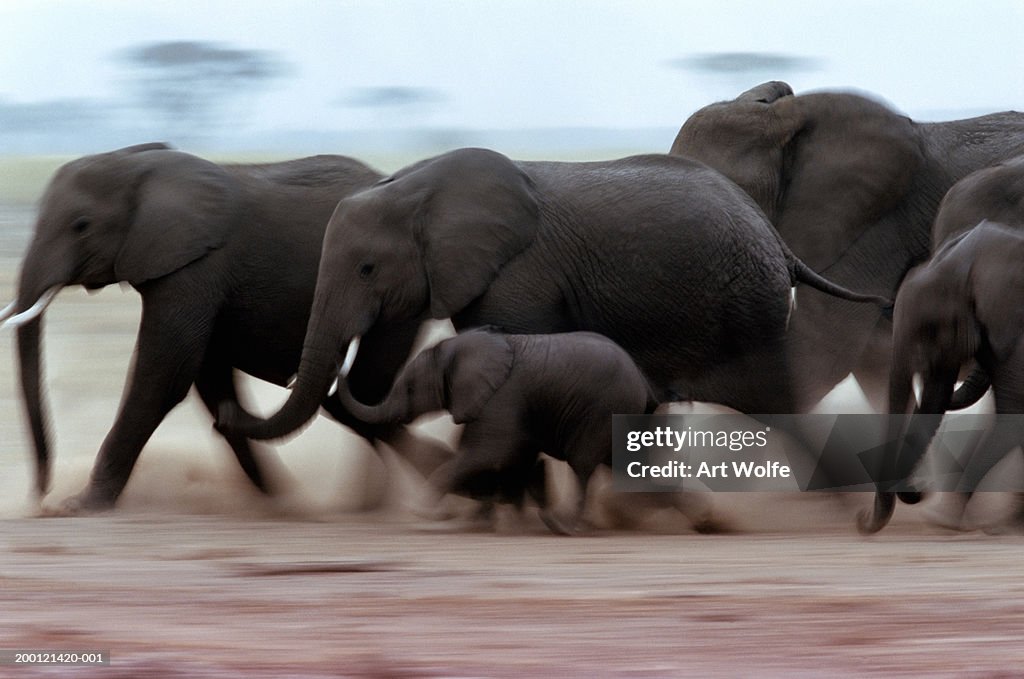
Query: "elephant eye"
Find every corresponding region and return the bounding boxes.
[358,262,375,280]
[71,217,91,234]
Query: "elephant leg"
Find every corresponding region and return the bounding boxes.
[525,457,549,510]
[857,491,897,535]
[427,422,535,527]
[955,367,1024,530]
[539,463,596,536]
[537,424,611,536]
[991,359,1024,531]
[60,298,215,513]
[194,362,276,495]
[897,368,958,498]
[860,369,957,533]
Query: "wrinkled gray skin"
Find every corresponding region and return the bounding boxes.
[337,329,696,534]
[859,222,1024,533]
[218,147,890,448]
[859,157,1024,533]
[8,143,448,513]
[671,82,1024,412]
[931,155,1024,410]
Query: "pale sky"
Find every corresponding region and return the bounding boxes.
[0,0,1022,133]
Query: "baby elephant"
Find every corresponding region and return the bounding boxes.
[861,220,1024,533]
[339,329,697,534]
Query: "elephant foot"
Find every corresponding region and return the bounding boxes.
[415,509,497,534]
[856,492,896,535]
[539,509,588,536]
[985,493,1024,535]
[37,491,116,518]
[922,493,970,532]
[979,521,1024,536]
[689,513,732,535]
[674,493,729,534]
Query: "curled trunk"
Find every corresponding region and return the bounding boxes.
[948,364,991,410]
[337,377,409,424]
[337,348,441,425]
[220,339,341,440]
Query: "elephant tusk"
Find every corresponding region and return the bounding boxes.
[339,335,361,378]
[3,287,61,328]
[285,374,297,390]
[327,375,340,397]
[785,287,797,330]
[0,299,17,323]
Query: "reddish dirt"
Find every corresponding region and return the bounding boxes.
[2,226,1021,678]
[2,510,1024,678]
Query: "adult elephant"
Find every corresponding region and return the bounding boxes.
[670,82,1024,411]
[3,143,446,513]
[217,147,890,444]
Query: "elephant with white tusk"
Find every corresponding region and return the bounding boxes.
[215,147,891,451]
[6,143,452,513]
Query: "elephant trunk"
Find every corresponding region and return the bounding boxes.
[337,380,409,424]
[948,364,991,410]
[222,337,343,441]
[8,242,72,497]
[858,337,917,534]
[17,318,51,496]
[338,348,442,425]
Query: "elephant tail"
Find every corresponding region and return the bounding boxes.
[789,258,894,310]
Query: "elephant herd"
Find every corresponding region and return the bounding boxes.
[4,81,1024,535]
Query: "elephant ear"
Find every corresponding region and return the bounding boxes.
[671,84,801,219]
[411,149,539,319]
[442,330,515,424]
[114,141,174,155]
[735,81,794,103]
[115,152,236,286]
[773,92,925,271]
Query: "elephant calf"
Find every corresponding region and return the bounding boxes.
[859,221,1024,533]
[335,329,709,534]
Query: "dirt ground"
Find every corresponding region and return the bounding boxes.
[2,209,1023,677]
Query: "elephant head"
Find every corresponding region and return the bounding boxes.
[671,81,924,271]
[887,241,981,418]
[932,155,1024,247]
[219,148,539,440]
[4,142,239,495]
[338,330,514,426]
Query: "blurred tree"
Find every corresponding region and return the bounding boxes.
[336,85,452,151]
[668,51,822,99]
[336,86,447,126]
[117,41,289,142]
